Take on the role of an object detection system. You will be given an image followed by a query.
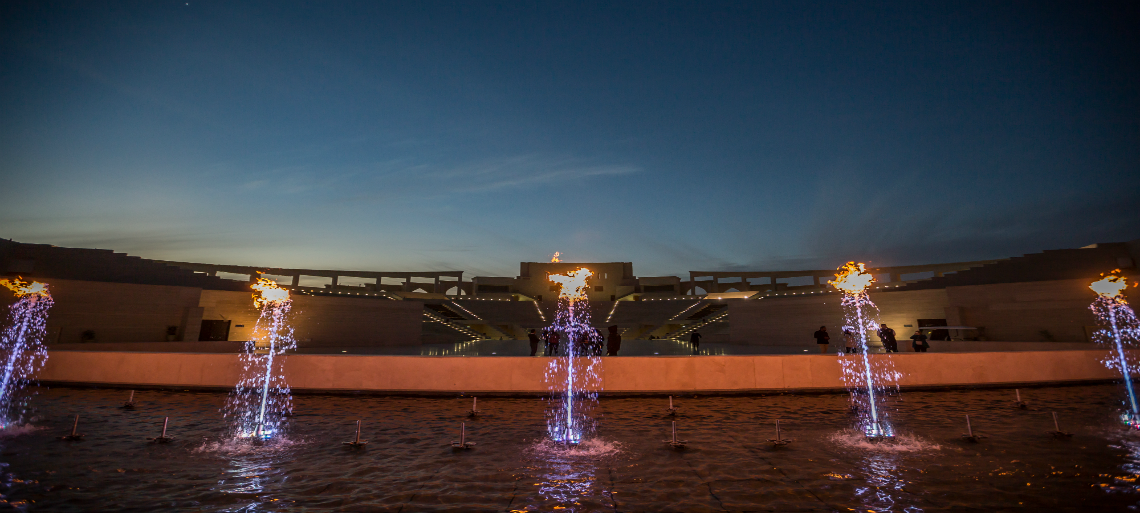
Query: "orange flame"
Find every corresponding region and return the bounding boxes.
[829,262,875,295]
[549,268,592,302]
[251,275,290,308]
[0,277,51,299]
[1090,270,1129,300]
[551,252,562,263]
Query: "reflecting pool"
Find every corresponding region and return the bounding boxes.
[1,384,1137,511]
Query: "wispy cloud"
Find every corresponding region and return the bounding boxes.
[430,155,639,192]
[339,154,641,203]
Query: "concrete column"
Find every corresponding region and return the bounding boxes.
[180,307,205,342]
[331,276,339,287]
[434,276,441,294]
[404,277,412,292]
[291,275,300,286]
[889,273,901,283]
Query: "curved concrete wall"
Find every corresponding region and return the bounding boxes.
[36,350,1125,394]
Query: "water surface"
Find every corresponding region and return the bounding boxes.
[1,384,1138,511]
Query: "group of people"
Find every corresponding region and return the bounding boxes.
[527,325,623,356]
[812,324,931,354]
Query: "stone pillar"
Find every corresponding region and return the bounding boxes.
[889,273,901,283]
[404,277,412,292]
[180,307,205,342]
[434,276,441,294]
[331,276,339,287]
[291,274,300,286]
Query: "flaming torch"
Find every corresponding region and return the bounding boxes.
[0,278,53,427]
[543,267,603,445]
[1089,270,1140,427]
[225,275,297,439]
[830,262,894,439]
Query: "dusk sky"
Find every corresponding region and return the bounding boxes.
[2,1,1138,278]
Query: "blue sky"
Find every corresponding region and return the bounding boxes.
[2,1,1138,277]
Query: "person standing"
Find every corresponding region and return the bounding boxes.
[690,331,702,354]
[910,330,930,352]
[878,324,898,353]
[527,329,540,356]
[843,327,857,353]
[606,325,622,356]
[813,325,830,354]
[545,330,560,356]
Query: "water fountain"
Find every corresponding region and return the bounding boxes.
[223,276,297,440]
[829,262,898,440]
[542,267,603,445]
[0,278,53,428]
[1089,270,1140,428]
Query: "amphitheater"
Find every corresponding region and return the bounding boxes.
[1,238,1137,394]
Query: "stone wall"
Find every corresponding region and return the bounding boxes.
[0,279,423,348]
[199,290,422,347]
[1,278,203,344]
[729,278,1120,344]
[728,289,950,345]
[946,278,1100,342]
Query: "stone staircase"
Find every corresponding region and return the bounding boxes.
[0,239,248,291]
[896,242,1137,291]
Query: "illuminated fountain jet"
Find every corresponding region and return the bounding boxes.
[830,262,898,439]
[1089,270,1140,428]
[542,267,603,445]
[224,276,297,440]
[0,278,53,427]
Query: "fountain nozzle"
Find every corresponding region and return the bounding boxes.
[122,390,136,409]
[58,414,84,441]
[667,396,678,416]
[148,416,174,443]
[468,397,481,418]
[768,419,793,446]
[343,420,369,447]
[664,420,687,449]
[1014,389,1028,410]
[961,414,987,443]
[1048,412,1073,439]
[451,422,475,449]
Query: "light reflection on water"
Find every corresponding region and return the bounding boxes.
[518,439,620,512]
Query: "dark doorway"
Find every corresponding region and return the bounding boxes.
[199,320,231,341]
[918,318,949,341]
